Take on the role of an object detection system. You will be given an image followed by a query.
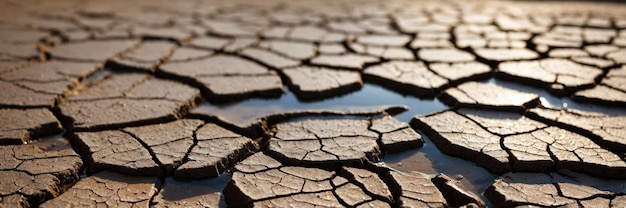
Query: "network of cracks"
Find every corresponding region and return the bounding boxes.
[1,0,626,207]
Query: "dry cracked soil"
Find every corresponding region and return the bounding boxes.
[1,0,626,207]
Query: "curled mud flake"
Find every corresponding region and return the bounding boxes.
[40,171,157,208]
[48,39,138,62]
[439,82,540,111]
[0,108,62,144]
[282,66,362,100]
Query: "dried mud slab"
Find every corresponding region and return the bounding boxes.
[225,152,480,207]
[159,54,284,102]
[40,171,157,208]
[439,81,540,111]
[58,73,200,131]
[282,66,363,100]
[48,39,137,62]
[498,58,603,94]
[310,53,380,70]
[485,172,626,208]
[350,43,415,60]
[75,130,162,176]
[412,109,626,178]
[0,42,41,60]
[411,110,511,174]
[364,61,448,97]
[224,153,392,207]
[0,143,82,207]
[258,40,316,60]
[418,48,475,63]
[74,119,256,178]
[174,123,257,179]
[475,48,539,62]
[0,108,61,144]
[152,177,226,208]
[385,170,445,207]
[262,25,346,43]
[364,61,491,97]
[574,66,626,106]
[166,47,214,62]
[240,47,300,69]
[431,173,485,207]
[109,40,177,72]
[267,115,421,168]
[527,108,626,152]
[0,61,102,107]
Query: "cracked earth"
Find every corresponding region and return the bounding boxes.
[1,0,626,207]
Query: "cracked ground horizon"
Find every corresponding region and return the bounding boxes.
[1,0,626,207]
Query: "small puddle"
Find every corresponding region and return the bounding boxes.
[196,83,449,125]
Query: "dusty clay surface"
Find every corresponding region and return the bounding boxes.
[1,0,626,207]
